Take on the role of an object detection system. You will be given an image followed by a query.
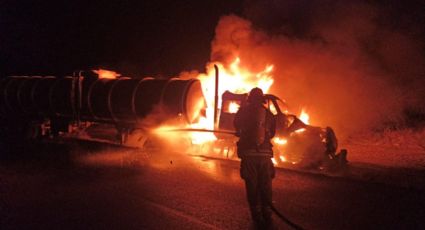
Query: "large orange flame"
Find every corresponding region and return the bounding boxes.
[187,57,275,144]
[152,57,276,144]
[154,57,312,148]
[197,58,274,111]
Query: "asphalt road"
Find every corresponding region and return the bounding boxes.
[1,142,424,230]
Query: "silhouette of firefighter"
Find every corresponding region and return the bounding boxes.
[234,87,276,228]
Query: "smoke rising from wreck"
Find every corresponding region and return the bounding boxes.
[187,0,424,137]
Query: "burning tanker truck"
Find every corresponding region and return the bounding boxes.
[0,70,205,143]
[0,69,346,169]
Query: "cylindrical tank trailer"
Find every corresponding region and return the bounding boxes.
[0,72,206,143]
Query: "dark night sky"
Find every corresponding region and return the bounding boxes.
[1,0,423,78]
[0,0,243,77]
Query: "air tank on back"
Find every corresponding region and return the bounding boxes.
[0,73,206,127]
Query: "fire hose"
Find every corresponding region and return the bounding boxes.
[269,202,305,230]
[169,128,306,230]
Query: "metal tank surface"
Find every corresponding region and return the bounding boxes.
[0,76,75,118]
[82,77,205,126]
[0,74,206,128]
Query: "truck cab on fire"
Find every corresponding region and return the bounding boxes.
[217,90,345,169]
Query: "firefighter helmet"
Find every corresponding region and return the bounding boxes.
[247,87,264,104]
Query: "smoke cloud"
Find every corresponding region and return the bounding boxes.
[208,0,425,137]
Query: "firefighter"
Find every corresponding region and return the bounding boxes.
[234,87,277,228]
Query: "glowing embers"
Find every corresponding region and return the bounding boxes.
[93,69,121,79]
[299,109,310,124]
[228,102,240,114]
[273,137,288,145]
[295,108,310,133]
[279,155,287,162]
[273,153,298,166]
